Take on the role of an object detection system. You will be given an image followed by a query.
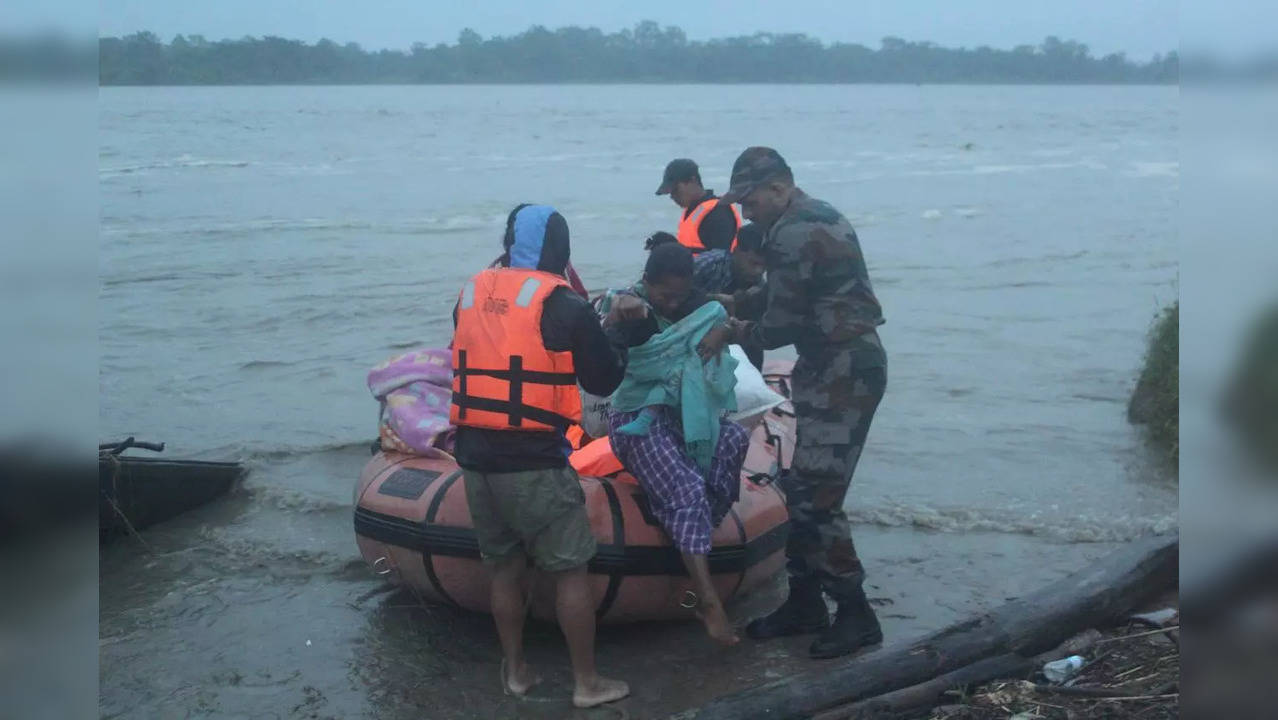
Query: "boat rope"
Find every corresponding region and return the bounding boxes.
[101,452,155,553]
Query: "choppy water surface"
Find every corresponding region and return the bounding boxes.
[99,84,1177,718]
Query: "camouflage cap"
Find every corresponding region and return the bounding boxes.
[722,147,792,203]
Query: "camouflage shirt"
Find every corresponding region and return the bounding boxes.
[741,189,885,367]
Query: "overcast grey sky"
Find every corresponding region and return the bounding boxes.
[88,0,1188,60]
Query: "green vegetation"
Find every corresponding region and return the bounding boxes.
[1222,303,1278,474]
[1128,302,1179,464]
[98,24,1178,85]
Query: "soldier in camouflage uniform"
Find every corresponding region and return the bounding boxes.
[698,147,886,658]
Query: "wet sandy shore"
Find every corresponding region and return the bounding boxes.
[99,448,1121,720]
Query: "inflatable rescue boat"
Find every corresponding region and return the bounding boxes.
[354,362,795,624]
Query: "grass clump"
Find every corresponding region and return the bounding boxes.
[1128,302,1179,464]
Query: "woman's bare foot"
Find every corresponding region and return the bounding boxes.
[501,659,542,697]
[696,602,741,646]
[572,676,630,708]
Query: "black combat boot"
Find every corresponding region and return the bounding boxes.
[745,577,830,640]
[808,582,883,659]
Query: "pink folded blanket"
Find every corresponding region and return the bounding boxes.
[367,348,455,457]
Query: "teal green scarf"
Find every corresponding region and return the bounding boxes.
[611,301,738,471]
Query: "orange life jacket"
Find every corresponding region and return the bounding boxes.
[569,436,625,477]
[564,424,588,451]
[450,268,582,432]
[677,196,741,252]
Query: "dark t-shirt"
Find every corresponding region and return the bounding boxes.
[685,191,738,252]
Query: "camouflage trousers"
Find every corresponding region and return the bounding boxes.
[781,359,886,600]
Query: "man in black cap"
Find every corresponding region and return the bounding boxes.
[655,158,740,253]
[697,147,888,659]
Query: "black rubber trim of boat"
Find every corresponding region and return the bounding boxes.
[594,478,626,620]
[354,507,789,578]
[421,469,464,608]
[727,508,748,600]
[770,481,787,506]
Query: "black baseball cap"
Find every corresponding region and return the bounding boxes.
[722,147,792,203]
[655,158,700,195]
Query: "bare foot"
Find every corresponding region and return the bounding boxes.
[572,676,630,708]
[696,602,741,646]
[501,659,542,697]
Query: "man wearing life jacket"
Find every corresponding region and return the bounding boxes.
[487,203,590,298]
[451,204,630,709]
[655,158,741,253]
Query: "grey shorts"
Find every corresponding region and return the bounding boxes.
[462,465,597,572]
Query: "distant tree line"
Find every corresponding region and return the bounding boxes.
[0,34,96,82]
[99,23,1178,85]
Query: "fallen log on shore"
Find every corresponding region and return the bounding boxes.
[671,534,1178,720]
[809,630,1103,720]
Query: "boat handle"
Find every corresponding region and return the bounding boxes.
[372,556,395,576]
[100,436,166,456]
